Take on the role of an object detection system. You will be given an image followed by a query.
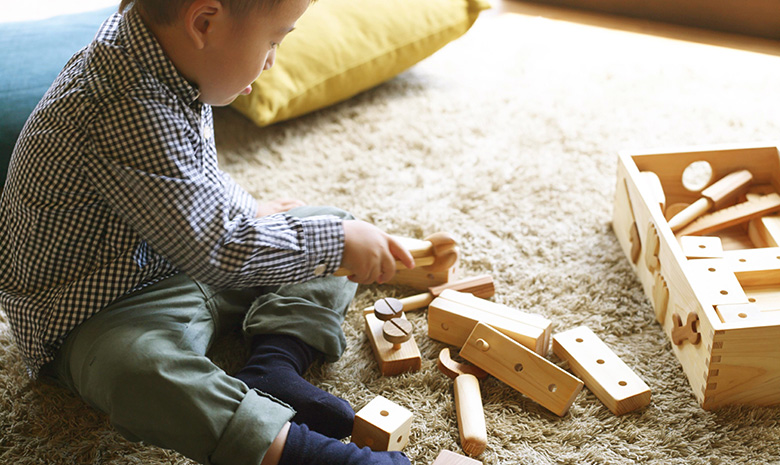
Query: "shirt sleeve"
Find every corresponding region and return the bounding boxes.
[82,91,343,288]
[220,170,260,219]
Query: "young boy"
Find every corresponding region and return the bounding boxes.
[0,0,414,464]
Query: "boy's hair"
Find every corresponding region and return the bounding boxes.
[119,0,283,25]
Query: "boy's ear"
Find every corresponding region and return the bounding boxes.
[183,0,224,50]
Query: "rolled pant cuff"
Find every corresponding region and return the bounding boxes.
[210,388,295,465]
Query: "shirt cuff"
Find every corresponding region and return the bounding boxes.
[299,215,344,278]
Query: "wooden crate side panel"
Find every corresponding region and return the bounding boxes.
[625,145,780,205]
[703,326,780,409]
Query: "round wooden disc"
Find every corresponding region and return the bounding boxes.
[374,297,404,321]
[382,318,413,344]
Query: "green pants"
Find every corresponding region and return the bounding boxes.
[42,206,358,465]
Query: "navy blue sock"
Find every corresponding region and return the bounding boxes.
[279,422,410,465]
[234,334,355,439]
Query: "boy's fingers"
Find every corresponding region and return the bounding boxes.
[388,236,415,271]
[377,248,397,284]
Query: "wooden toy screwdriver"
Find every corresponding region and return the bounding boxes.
[667,169,753,232]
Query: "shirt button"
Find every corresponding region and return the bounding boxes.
[313,262,327,276]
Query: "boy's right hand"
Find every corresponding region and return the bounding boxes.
[341,220,415,285]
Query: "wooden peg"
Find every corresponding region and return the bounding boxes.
[437,348,487,457]
[667,169,753,232]
[383,318,413,350]
[363,275,496,316]
[552,326,651,415]
[431,450,482,465]
[374,297,404,321]
[429,289,551,356]
[364,312,421,376]
[671,312,701,346]
[351,395,413,452]
[460,323,583,417]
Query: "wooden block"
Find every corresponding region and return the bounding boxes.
[684,259,749,306]
[429,289,551,356]
[722,247,780,286]
[678,236,723,259]
[744,286,780,312]
[676,193,780,236]
[365,313,421,376]
[460,323,583,417]
[715,303,764,324]
[352,395,413,452]
[552,326,651,415]
[755,215,780,246]
[431,450,482,465]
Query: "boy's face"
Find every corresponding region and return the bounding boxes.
[196,0,309,106]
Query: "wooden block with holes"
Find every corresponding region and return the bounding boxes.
[429,289,551,356]
[612,143,780,409]
[552,326,651,415]
[460,322,583,417]
[678,236,723,259]
[365,312,421,376]
[351,395,413,452]
[431,450,482,465]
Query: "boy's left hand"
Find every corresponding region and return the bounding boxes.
[256,198,306,217]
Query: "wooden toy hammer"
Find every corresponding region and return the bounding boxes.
[667,169,753,232]
[335,232,458,277]
[437,348,488,457]
[362,275,495,316]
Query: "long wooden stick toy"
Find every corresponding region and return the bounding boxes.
[667,169,753,232]
[335,232,458,277]
[438,348,488,457]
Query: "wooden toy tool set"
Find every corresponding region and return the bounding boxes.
[351,231,651,461]
[612,143,780,410]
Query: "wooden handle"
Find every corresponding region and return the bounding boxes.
[454,374,487,457]
[701,169,753,208]
[667,197,711,232]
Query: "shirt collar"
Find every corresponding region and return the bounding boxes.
[110,7,202,105]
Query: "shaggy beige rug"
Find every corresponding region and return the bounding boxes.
[4,10,780,465]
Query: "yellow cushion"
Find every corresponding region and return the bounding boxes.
[231,0,490,126]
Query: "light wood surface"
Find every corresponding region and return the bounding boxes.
[552,326,651,415]
[428,290,551,355]
[461,323,583,417]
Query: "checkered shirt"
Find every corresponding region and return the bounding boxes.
[0,8,344,378]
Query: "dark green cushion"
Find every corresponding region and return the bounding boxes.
[0,7,115,189]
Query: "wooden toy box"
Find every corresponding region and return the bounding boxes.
[612,144,780,410]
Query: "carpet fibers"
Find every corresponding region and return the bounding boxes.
[3,12,780,465]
